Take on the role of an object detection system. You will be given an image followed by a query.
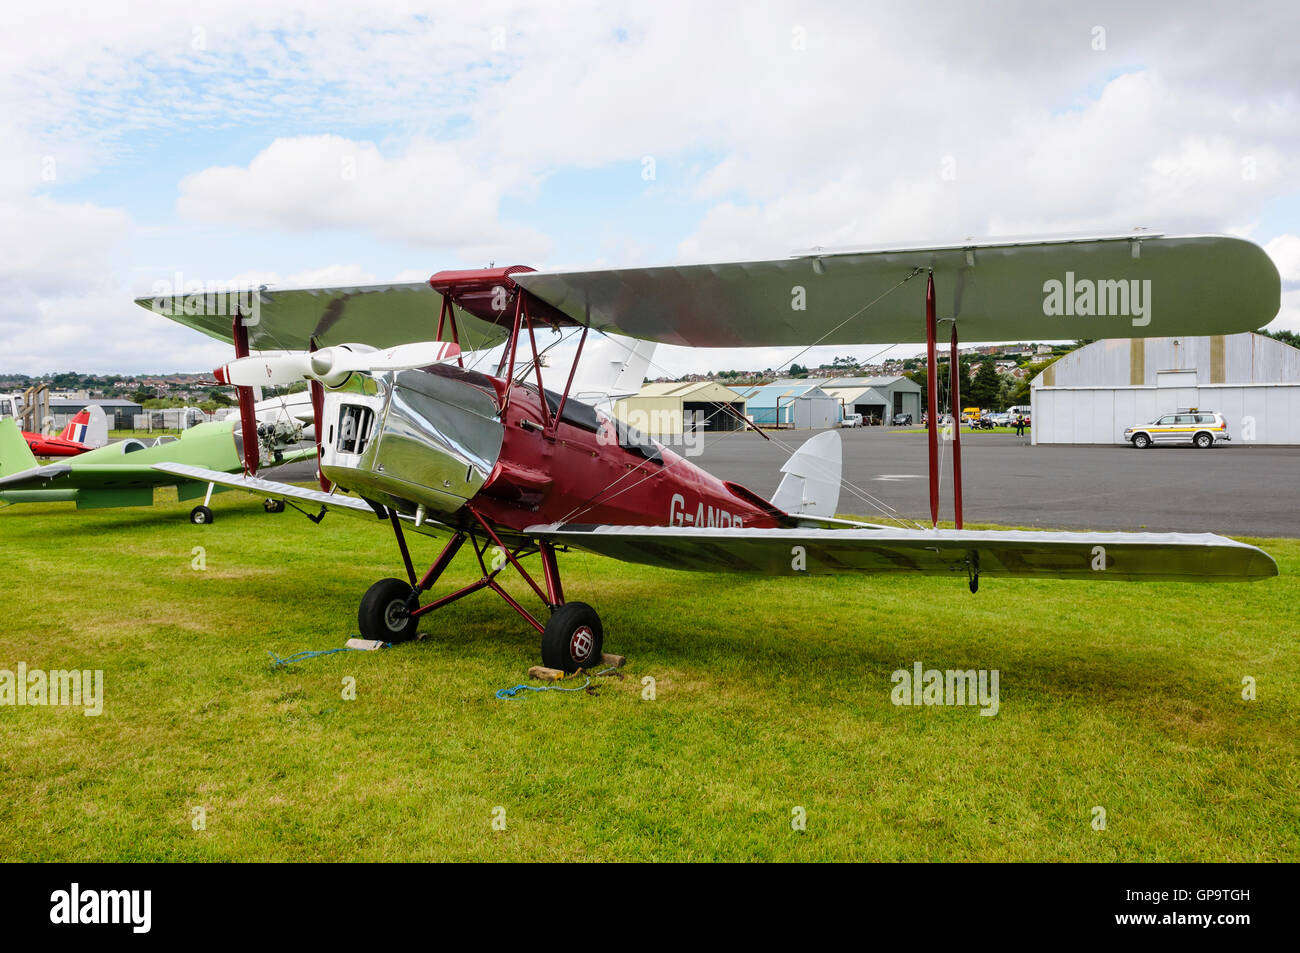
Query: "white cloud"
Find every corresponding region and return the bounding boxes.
[177,135,550,258]
[3,0,1299,372]
[1265,234,1300,285]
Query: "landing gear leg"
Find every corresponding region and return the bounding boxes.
[537,541,603,672]
[190,482,216,524]
[367,507,608,671]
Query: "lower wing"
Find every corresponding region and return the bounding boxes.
[524,524,1277,583]
[152,463,402,526]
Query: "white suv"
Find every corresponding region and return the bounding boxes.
[1124,410,1230,449]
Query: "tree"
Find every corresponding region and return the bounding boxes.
[967,361,1002,410]
[1008,358,1056,406]
[1260,328,1300,349]
[788,363,808,378]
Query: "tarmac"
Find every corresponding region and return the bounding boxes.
[689,427,1300,538]
[270,426,1298,537]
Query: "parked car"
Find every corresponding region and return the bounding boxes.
[1123,409,1230,448]
[839,412,863,428]
[891,413,912,426]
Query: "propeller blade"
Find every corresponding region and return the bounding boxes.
[214,354,314,386]
[309,341,462,384]
[214,341,460,388]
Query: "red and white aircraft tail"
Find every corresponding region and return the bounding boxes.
[58,406,109,449]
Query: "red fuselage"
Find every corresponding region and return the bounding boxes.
[23,432,93,457]
[468,373,784,534]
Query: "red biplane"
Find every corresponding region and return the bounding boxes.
[139,232,1281,671]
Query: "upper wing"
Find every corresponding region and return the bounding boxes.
[525,524,1277,582]
[134,281,508,353]
[513,233,1279,346]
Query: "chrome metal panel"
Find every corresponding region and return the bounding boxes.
[321,368,504,517]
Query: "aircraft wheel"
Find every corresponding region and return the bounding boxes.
[190,505,214,524]
[1194,432,1213,449]
[1132,434,1151,449]
[541,602,603,673]
[263,499,286,513]
[358,578,418,643]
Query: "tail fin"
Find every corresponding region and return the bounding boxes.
[0,418,39,477]
[58,406,108,447]
[59,410,89,443]
[564,333,658,413]
[770,430,842,518]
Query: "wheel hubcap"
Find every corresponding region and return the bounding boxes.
[384,599,409,631]
[570,625,594,663]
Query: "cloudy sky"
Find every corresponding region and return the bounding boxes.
[2,0,1297,376]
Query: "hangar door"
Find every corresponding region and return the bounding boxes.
[853,402,886,424]
[683,401,745,432]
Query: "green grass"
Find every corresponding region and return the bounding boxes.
[1,490,1296,861]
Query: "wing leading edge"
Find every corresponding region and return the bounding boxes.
[524,524,1277,583]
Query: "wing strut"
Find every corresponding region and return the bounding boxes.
[232,312,259,476]
[923,272,965,529]
[949,321,964,529]
[924,271,939,526]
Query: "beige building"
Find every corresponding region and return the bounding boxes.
[614,381,748,436]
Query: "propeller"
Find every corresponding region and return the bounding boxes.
[214,341,462,388]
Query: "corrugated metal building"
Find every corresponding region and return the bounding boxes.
[613,381,747,436]
[50,397,143,430]
[737,381,839,429]
[1031,332,1300,445]
[820,375,923,424]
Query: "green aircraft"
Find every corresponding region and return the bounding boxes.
[0,417,314,523]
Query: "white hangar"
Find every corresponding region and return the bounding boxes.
[1031,332,1300,445]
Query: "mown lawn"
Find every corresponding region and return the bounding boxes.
[0,489,1296,861]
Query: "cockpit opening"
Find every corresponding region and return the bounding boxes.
[336,404,375,455]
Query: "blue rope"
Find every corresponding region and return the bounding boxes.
[268,643,390,668]
[496,677,592,699]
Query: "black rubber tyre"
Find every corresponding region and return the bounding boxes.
[190,505,214,524]
[541,602,604,673]
[1194,432,1213,449]
[358,578,419,643]
[263,499,286,513]
[1132,434,1151,449]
